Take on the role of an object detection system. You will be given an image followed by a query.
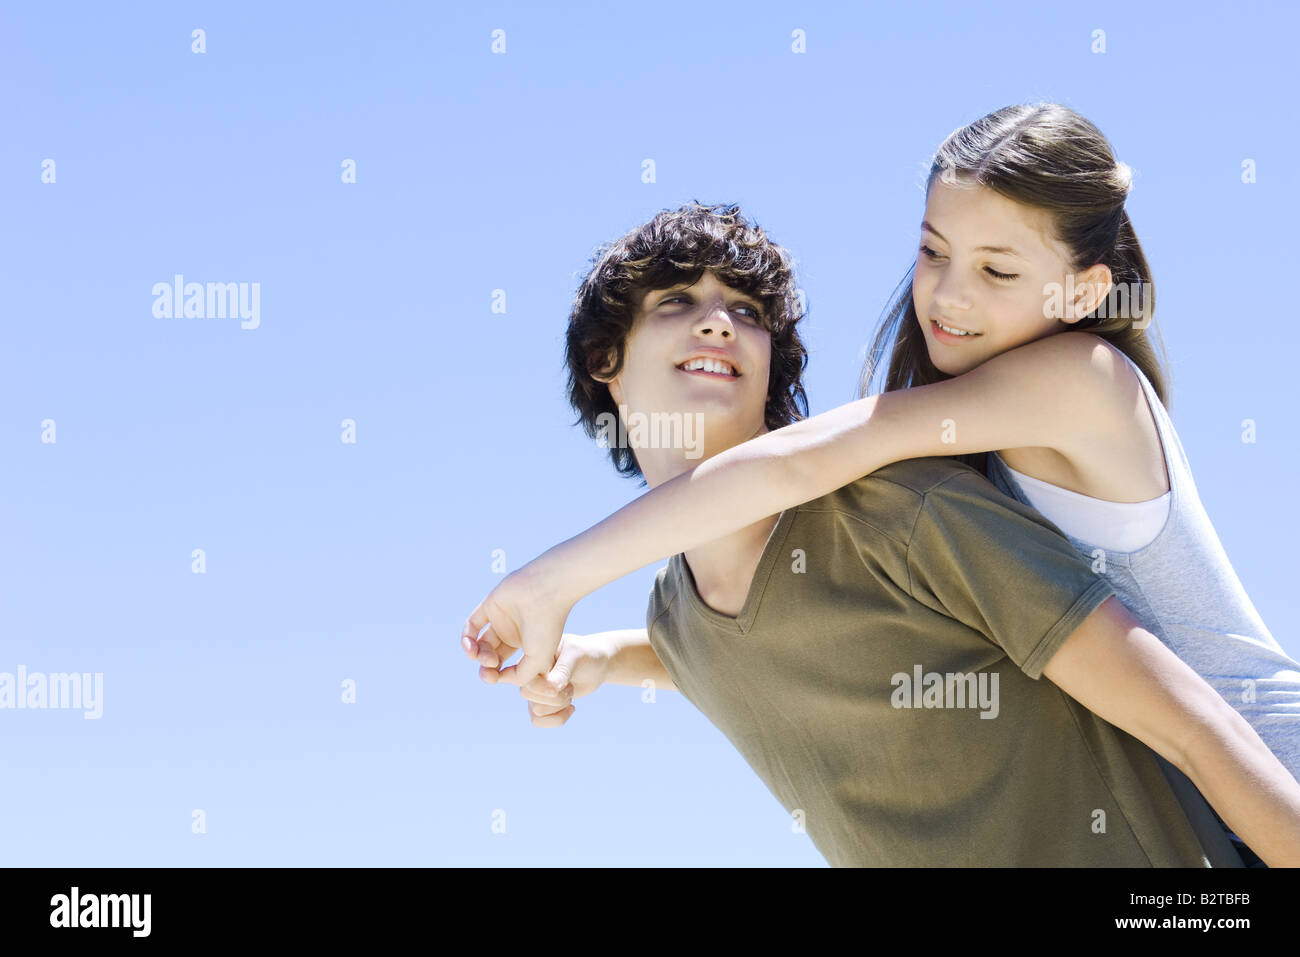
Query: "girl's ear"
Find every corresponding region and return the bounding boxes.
[1067,263,1113,321]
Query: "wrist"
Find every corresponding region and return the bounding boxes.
[589,629,655,688]
[520,543,587,611]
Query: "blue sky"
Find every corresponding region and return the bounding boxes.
[1,1,1296,866]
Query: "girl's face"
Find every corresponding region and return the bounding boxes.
[912,178,1107,377]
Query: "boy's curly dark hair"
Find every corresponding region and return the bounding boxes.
[564,201,810,485]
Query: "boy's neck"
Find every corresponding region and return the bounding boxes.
[680,512,783,618]
[642,442,774,621]
[641,423,780,617]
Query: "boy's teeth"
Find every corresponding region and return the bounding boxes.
[682,358,735,375]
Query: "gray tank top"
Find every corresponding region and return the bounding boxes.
[984,347,1300,805]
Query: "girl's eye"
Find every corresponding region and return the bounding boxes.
[920,246,1018,282]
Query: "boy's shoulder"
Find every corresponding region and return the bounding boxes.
[853,456,985,497]
[648,457,1013,627]
[796,456,994,538]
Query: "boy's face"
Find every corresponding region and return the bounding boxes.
[596,269,774,485]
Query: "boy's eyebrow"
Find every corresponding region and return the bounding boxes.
[920,220,1026,260]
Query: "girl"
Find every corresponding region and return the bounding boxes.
[463,102,1300,863]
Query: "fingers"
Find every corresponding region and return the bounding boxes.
[518,672,577,728]
[473,647,576,727]
[464,601,571,725]
[487,654,572,701]
[461,603,489,656]
[476,624,510,668]
[493,662,521,685]
[462,603,517,668]
[464,602,539,689]
[511,653,546,689]
[526,697,576,728]
[520,674,573,706]
[496,640,573,689]
[545,658,573,695]
[469,624,516,681]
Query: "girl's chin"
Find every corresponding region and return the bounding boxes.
[927,349,977,377]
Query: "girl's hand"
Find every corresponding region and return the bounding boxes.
[460,563,576,689]
[489,632,614,728]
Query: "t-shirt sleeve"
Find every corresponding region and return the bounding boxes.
[646,564,669,633]
[646,583,659,635]
[905,469,1118,679]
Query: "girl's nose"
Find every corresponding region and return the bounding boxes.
[931,270,972,311]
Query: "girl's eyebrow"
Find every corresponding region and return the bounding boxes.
[920,220,1027,260]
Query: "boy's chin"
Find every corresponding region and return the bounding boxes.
[689,411,767,444]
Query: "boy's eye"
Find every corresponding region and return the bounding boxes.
[661,294,763,322]
[919,246,1018,281]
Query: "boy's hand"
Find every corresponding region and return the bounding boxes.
[489,632,613,728]
[461,563,575,689]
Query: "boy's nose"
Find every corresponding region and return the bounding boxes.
[693,303,735,336]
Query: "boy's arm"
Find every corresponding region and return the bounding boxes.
[1042,595,1300,867]
[598,628,679,692]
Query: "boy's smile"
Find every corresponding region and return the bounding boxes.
[675,346,742,379]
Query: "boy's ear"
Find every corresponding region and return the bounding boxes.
[589,347,618,384]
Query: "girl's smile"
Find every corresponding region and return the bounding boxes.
[929,318,985,343]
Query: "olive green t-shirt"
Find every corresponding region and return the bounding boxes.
[645,457,1243,866]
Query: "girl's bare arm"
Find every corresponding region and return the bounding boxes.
[534,331,1129,606]
[1043,595,1300,866]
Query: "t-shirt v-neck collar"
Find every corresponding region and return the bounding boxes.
[674,509,795,635]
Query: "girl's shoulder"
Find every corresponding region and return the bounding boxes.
[1030,330,1136,386]
[1019,331,1150,428]
[998,330,1142,407]
[1005,332,1170,502]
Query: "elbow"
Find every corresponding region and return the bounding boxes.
[1164,699,1253,782]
